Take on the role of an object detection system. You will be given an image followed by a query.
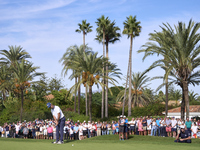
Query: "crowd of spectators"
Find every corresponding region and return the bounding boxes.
[0,116,200,140]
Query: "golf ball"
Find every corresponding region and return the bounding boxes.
[72,144,74,146]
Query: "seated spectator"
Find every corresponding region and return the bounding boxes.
[174,127,191,143]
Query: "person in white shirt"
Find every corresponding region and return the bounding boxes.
[129,118,135,135]
[15,122,20,136]
[191,122,198,138]
[171,117,177,138]
[88,121,92,138]
[47,103,66,144]
[79,123,83,140]
[82,122,88,139]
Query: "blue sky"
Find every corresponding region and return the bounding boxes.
[0,0,200,94]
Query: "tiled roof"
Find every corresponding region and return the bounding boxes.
[165,105,200,113]
[44,94,54,100]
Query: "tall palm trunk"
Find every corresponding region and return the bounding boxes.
[78,76,81,114]
[128,36,133,117]
[182,81,189,119]
[181,87,185,120]
[3,91,6,101]
[74,77,77,112]
[105,42,108,118]
[83,31,88,116]
[89,85,92,121]
[20,89,24,122]
[86,86,88,116]
[101,30,105,118]
[122,60,130,115]
[165,78,168,117]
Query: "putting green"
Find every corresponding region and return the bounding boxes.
[0,135,199,150]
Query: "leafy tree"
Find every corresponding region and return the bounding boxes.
[48,75,64,92]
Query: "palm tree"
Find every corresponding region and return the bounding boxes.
[68,51,119,121]
[76,20,93,115]
[138,19,200,119]
[123,15,142,116]
[95,20,121,117]
[117,71,151,110]
[12,59,43,121]
[95,15,111,118]
[0,45,31,66]
[59,45,92,114]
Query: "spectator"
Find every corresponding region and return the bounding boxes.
[165,116,172,137]
[83,121,87,139]
[118,115,125,140]
[124,116,129,139]
[160,117,165,137]
[97,121,102,136]
[91,123,96,137]
[53,124,56,140]
[64,124,69,140]
[23,125,29,139]
[147,117,152,136]
[151,118,156,136]
[129,118,136,135]
[155,117,161,136]
[107,122,112,135]
[43,123,48,139]
[88,121,92,138]
[171,117,177,138]
[191,122,198,138]
[35,124,40,139]
[47,124,53,140]
[138,118,143,135]
[185,118,192,134]
[79,123,83,140]
[74,123,79,140]
[31,125,36,139]
[101,122,107,135]
[115,121,119,134]
[142,116,147,136]
[69,125,74,140]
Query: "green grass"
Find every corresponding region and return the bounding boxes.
[0,135,199,150]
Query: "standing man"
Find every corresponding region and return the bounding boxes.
[119,115,125,140]
[47,102,66,144]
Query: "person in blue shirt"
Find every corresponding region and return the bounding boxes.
[74,123,79,140]
[174,127,191,143]
[155,117,161,136]
[115,121,119,134]
[124,116,129,140]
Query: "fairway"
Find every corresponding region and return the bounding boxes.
[1,135,199,150]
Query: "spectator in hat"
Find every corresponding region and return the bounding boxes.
[118,115,125,140]
[74,123,79,140]
[23,125,29,139]
[129,118,136,135]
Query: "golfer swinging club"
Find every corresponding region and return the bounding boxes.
[47,102,66,144]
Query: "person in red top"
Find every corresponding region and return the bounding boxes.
[47,124,53,139]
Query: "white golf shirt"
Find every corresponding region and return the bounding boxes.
[51,106,64,120]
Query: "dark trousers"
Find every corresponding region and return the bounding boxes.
[56,117,66,142]
[160,127,165,136]
[65,132,69,140]
[74,133,78,140]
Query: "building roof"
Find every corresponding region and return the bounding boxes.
[161,100,181,106]
[44,94,54,100]
[163,105,200,114]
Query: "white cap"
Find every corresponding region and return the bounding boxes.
[123,115,126,118]
[120,115,123,118]
[77,120,79,122]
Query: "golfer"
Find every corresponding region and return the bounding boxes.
[47,102,66,144]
